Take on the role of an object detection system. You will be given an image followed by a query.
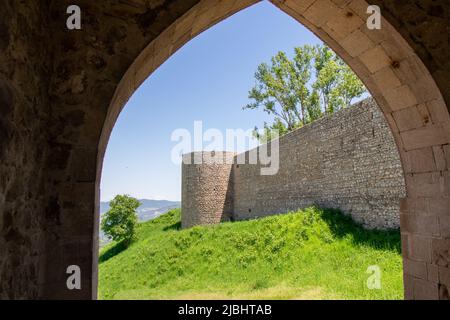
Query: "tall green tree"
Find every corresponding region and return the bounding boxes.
[244,44,367,141]
[245,51,300,132]
[101,195,140,246]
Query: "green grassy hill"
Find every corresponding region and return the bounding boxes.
[98,207,403,300]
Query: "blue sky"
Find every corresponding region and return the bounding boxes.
[100,1,324,202]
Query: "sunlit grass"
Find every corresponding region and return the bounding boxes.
[98,207,403,300]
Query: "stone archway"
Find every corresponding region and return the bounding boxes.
[0,0,448,299]
[97,0,449,300]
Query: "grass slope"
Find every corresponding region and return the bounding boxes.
[98,207,403,300]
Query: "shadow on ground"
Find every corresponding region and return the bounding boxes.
[163,221,181,231]
[318,207,401,252]
[99,240,129,263]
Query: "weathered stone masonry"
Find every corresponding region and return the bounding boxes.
[182,152,235,228]
[182,98,406,230]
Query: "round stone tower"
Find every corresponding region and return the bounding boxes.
[181,151,235,228]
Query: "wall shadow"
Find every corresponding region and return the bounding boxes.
[318,207,401,253]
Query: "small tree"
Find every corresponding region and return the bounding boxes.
[101,195,140,246]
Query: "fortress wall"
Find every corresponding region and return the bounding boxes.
[182,98,406,230]
[181,152,235,228]
[233,98,406,229]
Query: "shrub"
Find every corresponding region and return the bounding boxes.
[101,195,140,246]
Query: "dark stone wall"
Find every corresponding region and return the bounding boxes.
[0,0,52,299]
[41,0,201,299]
[0,0,201,300]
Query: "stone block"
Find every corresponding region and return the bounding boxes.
[303,0,340,27]
[432,146,447,171]
[347,0,369,20]
[439,265,450,287]
[380,39,410,63]
[444,170,450,197]
[341,29,374,57]
[439,215,450,238]
[399,198,410,214]
[444,145,450,169]
[428,263,439,283]
[403,258,427,279]
[426,99,450,125]
[401,233,410,257]
[324,9,364,40]
[331,0,352,8]
[401,124,449,151]
[383,85,418,112]
[413,278,440,300]
[173,8,197,41]
[428,198,450,217]
[409,235,432,262]
[359,45,391,73]
[284,0,316,12]
[416,103,432,127]
[432,238,450,267]
[405,147,436,174]
[392,107,424,132]
[403,273,414,300]
[400,213,439,236]
[373,66,402,93]
[191,6,216,36]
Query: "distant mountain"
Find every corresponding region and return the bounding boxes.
[100,199,180,221]
[99,199,180,247]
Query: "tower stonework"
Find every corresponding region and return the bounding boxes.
[181,152,235,228]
